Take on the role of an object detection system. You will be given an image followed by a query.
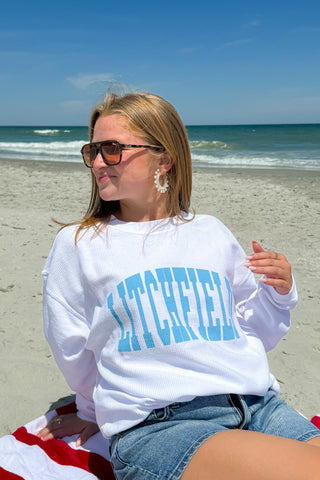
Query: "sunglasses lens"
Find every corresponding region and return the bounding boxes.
[101,141,121,164]
[81,141,121,167]
[82,144,97,167]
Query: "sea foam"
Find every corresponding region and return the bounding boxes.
[189,140,228,149]
[33,129,60,135]
[0,140,85,162]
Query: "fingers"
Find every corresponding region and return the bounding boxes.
[248,241,280,261]
[37,428,54,442]
[37,415,66,441]
[245,241,293,295]
[76,423,100,447]
[251,240,265,254]
[245,251,284,270]
[36,413,100,446]
[245,256,283,272]
[259,276,292,294]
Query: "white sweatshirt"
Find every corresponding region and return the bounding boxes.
[42,214,297,438]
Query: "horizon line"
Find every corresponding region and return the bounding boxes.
[1,122,320,128]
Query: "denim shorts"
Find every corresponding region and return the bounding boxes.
[109,391,320,480]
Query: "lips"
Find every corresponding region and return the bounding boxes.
[98,173,110,182]
[96,169,115,184]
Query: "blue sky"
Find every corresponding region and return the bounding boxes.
[1,0,319,125]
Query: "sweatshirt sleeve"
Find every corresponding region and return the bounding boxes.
[42,227,97,423]
[227,231,298,352]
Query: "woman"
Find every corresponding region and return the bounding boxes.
[38,92,320,479]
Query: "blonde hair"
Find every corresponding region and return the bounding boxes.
[73,91,192,238]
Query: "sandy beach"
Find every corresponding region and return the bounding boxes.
[0,158,319,436]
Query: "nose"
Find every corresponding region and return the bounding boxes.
[92,149,107,169]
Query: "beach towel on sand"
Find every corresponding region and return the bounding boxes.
[0,402,319,480]
[0,402,115,480]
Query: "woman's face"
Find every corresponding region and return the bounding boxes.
[92,114,162,211]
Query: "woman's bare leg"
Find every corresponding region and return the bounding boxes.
[181,430,320,480]
[308,436,320,447]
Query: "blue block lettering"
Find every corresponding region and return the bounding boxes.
[145,270,171,345]
[225,277,240,339]
[125,274,155,348]
[156,268,190,343]
[172,268,198,340]
[117,282,141,351]
[107,293,132,352]
[197,269,221,341]
[211,272,234,340]
[187,268,208,340]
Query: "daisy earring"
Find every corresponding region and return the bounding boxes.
[154,168,169,194]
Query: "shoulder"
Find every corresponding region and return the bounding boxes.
[187,213,232,234]
[54,224,79,244]
[192,213,224,226]
[187,214,242,251]
[43,224,99,274]
[48,225,81,257]
[52,224,102,249]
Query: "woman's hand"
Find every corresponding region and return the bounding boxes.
[244,241,293,295]
[37,412,100,447]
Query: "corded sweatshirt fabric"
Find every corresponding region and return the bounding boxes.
[42,214,298,438]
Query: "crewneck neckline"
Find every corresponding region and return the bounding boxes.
[108,212,191,233]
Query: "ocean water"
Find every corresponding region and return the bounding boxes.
[0,124,319,170]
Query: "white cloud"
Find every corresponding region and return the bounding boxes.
[67,73,115,89]
[218,38,252,49]
[66,73,132,96]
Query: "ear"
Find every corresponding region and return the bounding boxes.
[158,151,173,174]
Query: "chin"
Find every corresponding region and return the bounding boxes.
[99,192,121,203]
[97,186,115,201]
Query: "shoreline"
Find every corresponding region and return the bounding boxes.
[1,156,320,175]
[0,159,319,435]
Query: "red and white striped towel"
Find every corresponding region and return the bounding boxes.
[0,402,115,480]
[311,414,320,430]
